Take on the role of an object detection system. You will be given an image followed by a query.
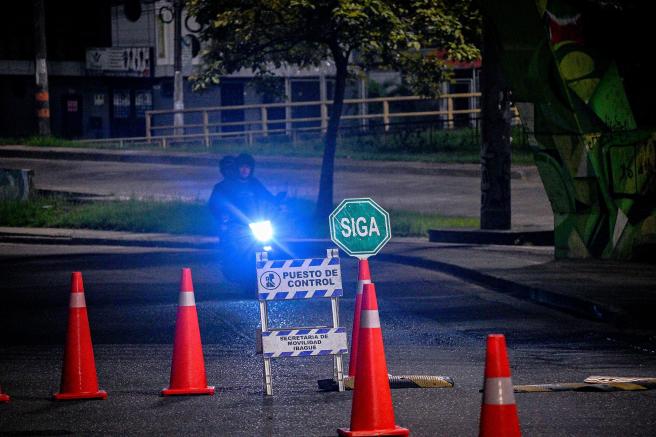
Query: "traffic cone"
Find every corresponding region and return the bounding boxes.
[0,384,9,403]
[479,334,521,437]
[54,272,107,400]
[338,283,409,437]
[161,268,215,396]
[348,258,371,378]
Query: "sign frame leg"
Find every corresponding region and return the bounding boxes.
[259,299,274,396]
[263,357,273,396]
[331,295,345,392]
[333,355,345,392]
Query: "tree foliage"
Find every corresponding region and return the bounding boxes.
[187,0,481,218]
[189,0,480,93]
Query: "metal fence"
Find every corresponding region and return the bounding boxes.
[80,92,522,148]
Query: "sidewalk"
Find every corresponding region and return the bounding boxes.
[2,226,654,332]
[380,244,656,331]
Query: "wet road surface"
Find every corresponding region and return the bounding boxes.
[1,242,655,435]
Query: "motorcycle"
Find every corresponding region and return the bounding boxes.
[217,192,288,290]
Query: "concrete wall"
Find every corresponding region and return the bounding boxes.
[111,4,157,47]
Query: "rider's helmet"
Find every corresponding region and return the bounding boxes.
[236,153,255,172]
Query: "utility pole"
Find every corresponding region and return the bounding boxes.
[173,0,184,136]
[33,0,51,135]
[480,16,512,230]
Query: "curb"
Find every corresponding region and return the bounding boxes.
[428,229,553,246]
[0,232,216,250]
[0,146,537,179]
[378,253,632,329]
[0,146,221,167]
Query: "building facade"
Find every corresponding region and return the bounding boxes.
[0,0,479,140]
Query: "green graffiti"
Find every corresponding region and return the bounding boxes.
[481,0,656,260]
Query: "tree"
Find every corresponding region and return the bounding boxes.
[479,15,511,230]
[188,0,480,219]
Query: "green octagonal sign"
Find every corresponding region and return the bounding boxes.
[329,198,391,258]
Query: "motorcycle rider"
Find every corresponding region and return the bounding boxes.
[208,153,282,287]
[208,153,278,232]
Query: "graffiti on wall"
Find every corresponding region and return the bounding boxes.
[483,0,656,260]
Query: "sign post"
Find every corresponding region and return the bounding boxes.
[256,249,347,395]
[329,198,389,385]
[322,198,456,392]
[329,198,391,259]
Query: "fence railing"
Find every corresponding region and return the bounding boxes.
[81,92,520,148]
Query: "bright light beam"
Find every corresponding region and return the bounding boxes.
[249,220,274,243]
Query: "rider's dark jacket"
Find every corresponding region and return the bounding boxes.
[208,176,277,225]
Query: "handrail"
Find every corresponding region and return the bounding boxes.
[81,92,520,147]
[144,93,481,116]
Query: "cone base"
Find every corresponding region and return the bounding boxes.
[337,425,409,436]
[0,393,10,403]
[53,390,107,401]
[161,386,215,396]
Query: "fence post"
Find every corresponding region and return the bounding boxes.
[203,110,210,148]
[383,100,390,132]
[447,95,454,129]
[320,74,328,134]
[145,112,152,142]
[321,103,328,134]
[261,107,268,137]
[359,78,367,132]
[284,78,292,135]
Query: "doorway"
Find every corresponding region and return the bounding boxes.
[61,94,83,138]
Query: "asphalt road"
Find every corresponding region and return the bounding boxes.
[1,242,655,436]
[0,156,553,229]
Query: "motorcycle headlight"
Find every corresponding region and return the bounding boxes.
[249,220,274,243]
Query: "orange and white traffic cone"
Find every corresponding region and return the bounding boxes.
[348,258,372,378]
[162,268,214,396]
[54,272,107,400]
[480,334,521,437]
[338,283,409,437]
[0,384,9,403]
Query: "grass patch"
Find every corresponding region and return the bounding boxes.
[389,210,479,237]
[0,195,477,238]
[0,136,82,148]
[0,196,215,235]
[0,126,535,166]
[164,126,534,165]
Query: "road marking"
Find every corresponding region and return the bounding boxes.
[584,375,656,384]
[513,382,656,393]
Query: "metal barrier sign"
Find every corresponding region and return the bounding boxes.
[261,327,348,358]
[256,249,346,395]
[256,256,343,300]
